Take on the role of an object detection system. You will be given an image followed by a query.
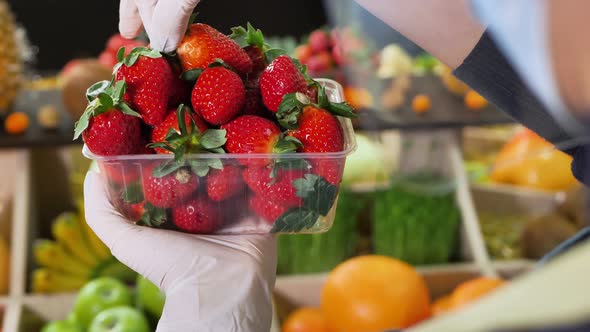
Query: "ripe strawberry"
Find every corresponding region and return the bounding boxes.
[142,164,199,208]
[102,162,141,185]
[309,30,331,53]
[82,109,143,156]
[259,55,315,112]
[288,106,344,153]
[151,108,208,154]
[168,69,191,109]
[191,66,245,125]
[98,51,118,69]
[287,106,344,184]
[172,197,219,233]
[206,166,244,201]
[177,23,253,76]
[106,34,144,53]
[221,115,288,166]
[244,46,266,76]
[115,48,173,125]
[242,167,303,207]
[248,194,289,223]
[242,87,272,118]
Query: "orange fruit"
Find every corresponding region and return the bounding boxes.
[321,255,431,332]
[4,112,30,135]
[282,307,331,332]
[344,86,374,109]
[464,90,488,110]
[450,277,505,309]
[411,94,431,114]
[432,295,452,316]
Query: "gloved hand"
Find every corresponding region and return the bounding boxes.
[118,0,201,53]
[84,171,277,332]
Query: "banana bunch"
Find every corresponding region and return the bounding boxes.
[32,202,136,293]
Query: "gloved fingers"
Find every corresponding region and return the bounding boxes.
[134,0,158,42]
[83,171,185,282]
[151,0,200,52]
[119,0,143,38]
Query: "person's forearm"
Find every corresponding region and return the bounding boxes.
[549,0,590,117]
[355,0,485,69]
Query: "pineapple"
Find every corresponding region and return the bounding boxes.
[0,0,22,114]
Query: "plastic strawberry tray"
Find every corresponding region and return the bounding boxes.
[83,79,357,235]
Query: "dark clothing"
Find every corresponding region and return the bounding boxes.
[453,32,590,332]
[453,32,590,185]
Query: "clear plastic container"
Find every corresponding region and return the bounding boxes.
[83,79,357,235]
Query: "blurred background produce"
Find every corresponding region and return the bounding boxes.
[0,0,587,330]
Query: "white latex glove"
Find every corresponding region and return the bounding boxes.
[119,0,201,53]
[84,171,277,332]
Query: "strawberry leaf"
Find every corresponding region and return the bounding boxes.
[113,80,126,102]
[121,183,143,204]
[269,158,310,180]
[96,93,114,114]
[229,26,249,48]
[276,93,307,129]
[73,107,93,140]
[273,135,302,154]
[326,102,357,119]
[245,23,266,50]
[116,47,126,63]
[122,47,161,67]
[176,104,188,136]
[264,48,288,64]
[270,208,319,233]
[188,12,199,28]
[86,80,111,102]
[207,158,224,170]
[180,68,203,82]
[152,161,184,178]
[200,129,227,149]
[118,103,141,118]
[293,174,338,216]
[208,147,226,154]
[139,202,167,228]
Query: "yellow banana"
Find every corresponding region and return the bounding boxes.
[76,199,111,260]
[33,240,92,278]
[0,237,9,294]
[52,212,100,266]
[32,268,88,293]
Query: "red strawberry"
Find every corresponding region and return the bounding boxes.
[244,45,266,76]
[206,166,244,201]
[191,66,245,125]
[242,87,272,118]
[288,106,344,153]
[82,109,143,156]
[102,162,140,185]
[309,30,331,53]
[115,49,173,125]
[151,108,208,154]
[168,72,191,109]
[287,106,344,184]
[221,115,282,166]
[306,51,333,76]
[98,51,118,69]
[142,164,199,208]
[248,194,289,223]
[172,197,219,233]
[177,23,253,76]
[106,34,144,53]
[259,55,315,112]
[242,167,303,207]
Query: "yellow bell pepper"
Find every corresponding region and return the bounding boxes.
[491,128,579,191]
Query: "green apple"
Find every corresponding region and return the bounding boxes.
[73,277,133,328]
[136,275,165,318]
[89,306,150,332]
[41,320,82,332]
